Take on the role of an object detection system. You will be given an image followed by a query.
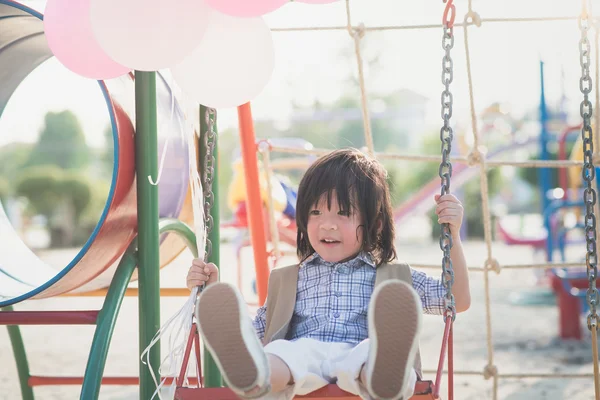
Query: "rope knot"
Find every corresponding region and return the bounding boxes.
[465,11,482,27]
[483,364,498,380]
[256,139,272,153]
[486,258,501,274]
[467,149,483,166]
[349,23,366,39]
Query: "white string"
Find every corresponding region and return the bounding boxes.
[142,93,207,399]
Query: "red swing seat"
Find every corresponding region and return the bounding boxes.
[173,321,451,400]
[175,380,437,400]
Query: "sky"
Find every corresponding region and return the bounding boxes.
[0,0,597,149]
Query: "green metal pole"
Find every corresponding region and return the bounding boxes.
[135,71,161,400]
[81,247,137,400]
[3,306,34,400]
[82,219,198,400]
[199,105,222,388]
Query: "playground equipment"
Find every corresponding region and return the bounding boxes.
[491,63,600,340]
[0,3,194,303]
[3,1,600,399]
[0,1,199,398]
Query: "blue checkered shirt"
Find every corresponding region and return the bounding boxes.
[252,252,447,344]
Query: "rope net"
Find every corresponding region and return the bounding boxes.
[253,1,600,398]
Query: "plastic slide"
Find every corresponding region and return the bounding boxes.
[393,139,537,224]
[0,0,194,306]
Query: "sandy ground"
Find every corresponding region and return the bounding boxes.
[1,238,598,400]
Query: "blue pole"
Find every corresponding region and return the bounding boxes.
[539,61,552,246]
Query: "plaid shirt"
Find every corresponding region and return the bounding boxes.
[253,252,446,344]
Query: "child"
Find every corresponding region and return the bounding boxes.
[186,148,471,400]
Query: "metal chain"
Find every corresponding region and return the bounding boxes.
[579,6,599,332]
[440,3,456,322]
[202,107,217,262]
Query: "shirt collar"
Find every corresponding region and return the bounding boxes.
[300,251,376,269]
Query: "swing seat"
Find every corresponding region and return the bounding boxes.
[175,379,438,399]
[174,322,450,400]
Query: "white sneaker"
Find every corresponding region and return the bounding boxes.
[195,282,270,398]
[365,280,422,400]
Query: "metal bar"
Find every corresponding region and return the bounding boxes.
[3,305,35,400]
[60,288,192,297]
[80,247,137,399]
[433,319,452,398]
[593,327,600,399]
[177,324,198,387]
[134,70,161,400]
[237,103,270,305]
[199,105,222,388]
[0,311,98,325]
[28,376,200,386]
[448,325,454,400]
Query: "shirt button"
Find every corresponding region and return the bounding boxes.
[333,312,340,318]
[335,291,342,297]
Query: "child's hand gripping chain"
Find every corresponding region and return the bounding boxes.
[186,259,219,290]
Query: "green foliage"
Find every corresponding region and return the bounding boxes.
[217,128,239,220]
[519,140,575,189]
[59,173,92,221]
[15,166,96,246]
[461,168,502,238]
[15,166,64,217]
[16,167,92,222]
[26,110,91,170]
[0,142,33,180]
[0,177,9,203]
[100,125,114,178]
[76,179,110,246]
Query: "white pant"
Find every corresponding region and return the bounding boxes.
[262,338,417,400]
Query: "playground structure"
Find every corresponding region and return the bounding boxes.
[492,63,600,341]
[0,1,599,400]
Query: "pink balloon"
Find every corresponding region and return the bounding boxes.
[43,0,129,80]
[205,0,287,17]
[295,0,340,3]
[90,0,212,71]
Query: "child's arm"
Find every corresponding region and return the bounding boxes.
[435,194,471,313]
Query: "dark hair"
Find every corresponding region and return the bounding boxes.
[295,148,396,266]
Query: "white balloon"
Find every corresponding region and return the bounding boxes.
[90,0,212,71]
[171,11,274,108]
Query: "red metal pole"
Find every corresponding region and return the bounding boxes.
[448,324,454,400]
[557,124,582,200]
[0,311,99,325]
[176,324,198,387]
[551,274,583,340]
[237,103,270,305]
[433,318,453,398]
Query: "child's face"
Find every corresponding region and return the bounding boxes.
[306,191,363,263]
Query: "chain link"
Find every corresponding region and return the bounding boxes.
[202,107,217,262]
[439,22,456,322]
[578,9,599,331]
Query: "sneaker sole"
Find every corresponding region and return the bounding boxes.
[369,281,422,400]
[196,283,260,391]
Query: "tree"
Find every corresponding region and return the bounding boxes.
[0,142,32,180]
[15,166,92,247]
[0,177,9,203]
[26,110,91,170]
[100,124,114,178]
